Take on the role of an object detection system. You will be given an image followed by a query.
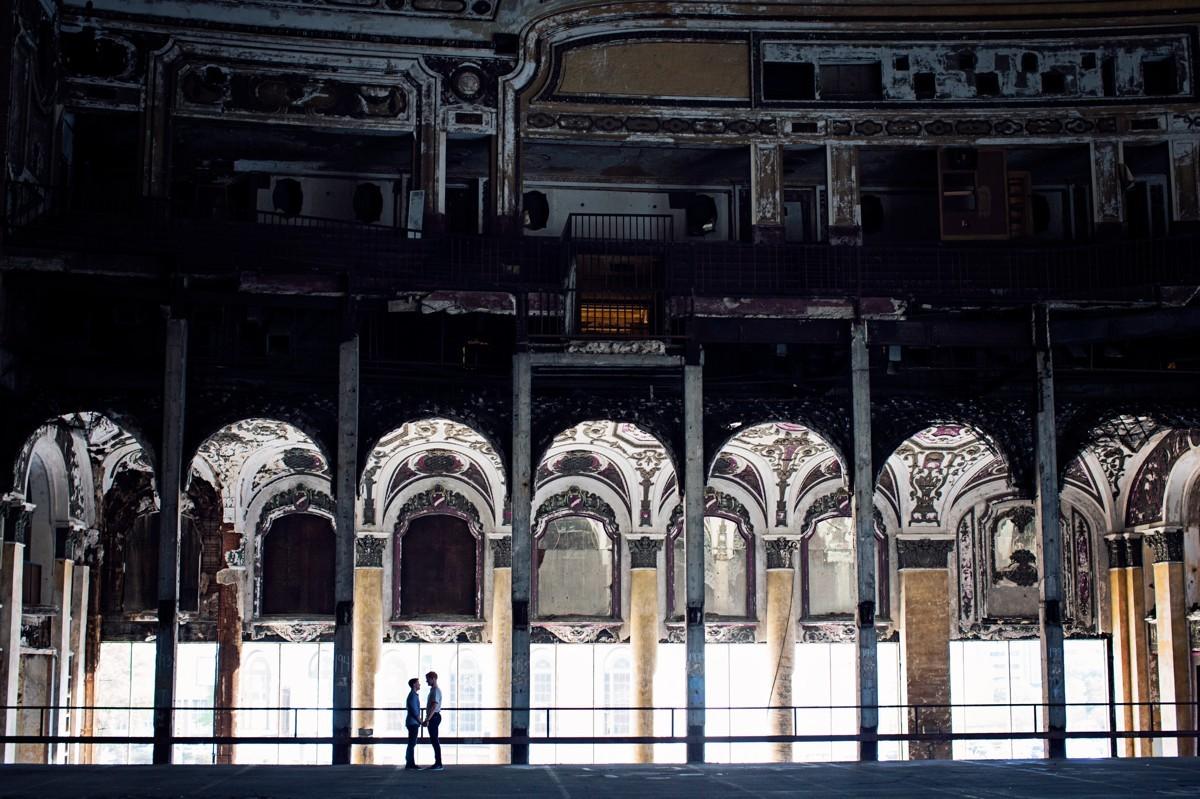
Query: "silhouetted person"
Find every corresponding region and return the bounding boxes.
[405,677,421,769]
[422,671,443,770]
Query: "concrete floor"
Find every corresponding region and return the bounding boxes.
[1,760,1199,798]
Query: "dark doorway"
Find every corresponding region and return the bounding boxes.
[397,514,478,617]
[261,513,335,615]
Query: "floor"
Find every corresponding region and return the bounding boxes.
[2,759,1200,798]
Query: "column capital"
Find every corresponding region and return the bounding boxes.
[629,535,663,569]
[896,537,953,570]
[765,537,798,569]
[490,535,512,568]
[1104,533,1144,569]
[1146,528,1185,564]
[354,535,387,568]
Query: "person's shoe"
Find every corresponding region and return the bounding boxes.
[426,764,444,771]
[405,765,420,770]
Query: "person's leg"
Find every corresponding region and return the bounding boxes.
[429,713,442,766]
[406,724,418,767]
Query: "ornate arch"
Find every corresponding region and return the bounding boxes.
[392,483,484,619]
[250,482,336,617]
[532,484,620,619]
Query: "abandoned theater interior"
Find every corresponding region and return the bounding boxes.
[2,0,1200,770]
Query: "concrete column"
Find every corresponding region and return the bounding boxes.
[214,564,243,765]
[1033,306,1066,759]
[153,316,187,764]
[683,356,706,764]
[629,536,662,764]
[751,142,784,244]
[81,567,101,763]
[764,539,797,763]
[332,333,360,765]
[68,565,89,763]
[418,120,447,234]
[827,144,862,246]
[491,537,512,764]
[1170,139,1200,226]
[48,559,74,764]
[1148,529,1193,757]
[510,352,532,765]
[1123,533,1154,756]
[896,538,954,760]
[850,320,877,761]
[0,542,22,764]
[1105,535,1134,757]
[1091,140,1125,235]
[351,536,385,764]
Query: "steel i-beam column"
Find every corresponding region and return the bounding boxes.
[850,320,878,761]
[1033,306,1066,760]
[332,332,360,765]
[510,352,532,765]
[152,316,187,764]
[684,354,705,764]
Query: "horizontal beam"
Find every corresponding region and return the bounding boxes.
[529,352,684,369]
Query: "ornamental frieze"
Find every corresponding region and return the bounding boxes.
[764,537,798,569]
[355,535,387,568]
[1146,528,1185,563]
[533,485,618,533]
[397,483,482,532]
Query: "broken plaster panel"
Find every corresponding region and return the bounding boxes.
[761,32,1192,104]
[554,39,751,101]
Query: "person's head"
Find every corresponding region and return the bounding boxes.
[408,678,419,691]
[425,671,438,686]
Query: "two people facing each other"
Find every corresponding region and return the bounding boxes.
[406,671,443,770]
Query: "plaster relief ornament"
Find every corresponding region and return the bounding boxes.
[992,506,1037,587]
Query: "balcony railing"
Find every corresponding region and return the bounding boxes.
[4,184,1197,306]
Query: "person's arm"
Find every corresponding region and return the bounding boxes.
[429,689,441,715]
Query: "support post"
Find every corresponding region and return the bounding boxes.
[1091,140,1125,237]
[510,351,532,765]
[1122,533,1154,755]
[683,355,706,764]
[352,536,385,764]
[1147,528,1193,756]
[491,536,512,763]
[764,538,797,763]
[0,541,22,764]
[751,142,785,244]
[332,333,360,765]
[850,320,877,761]
[1170,139,1200,228]
[152,316,187,764]
[630,536,662,764]
[897,538,954,760]
[827,144,862,246]
[1033,306,1066,759]
[68,564,89,764]
[1105,535,1134,757]
[49,560,74,764]
[213,558,243,765]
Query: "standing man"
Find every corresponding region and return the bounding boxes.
[405,677,422,769]
[422,671,443,770]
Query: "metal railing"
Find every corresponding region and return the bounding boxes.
[4,183,1197,305]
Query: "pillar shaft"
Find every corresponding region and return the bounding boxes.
[1034,308,1066,759]
[352,540,384,765]
[491,537,512,764]
[332,333,360,765]
[1091,140,1125,232]
[683,358,706,764]
[827,144,862,246]
[214,566,242,764]
[1125,553,1154,756]
[1149,530,1193,756]
[152,316,187,764]
[751,142,784,243]
[49,560,74,764]
[510,352,532,765]
[897,539,953,760]
[850,320,878,761]
[631,564,658,764]
[1171,138,1200,225]
[0,542,22,764]
[81,567,101,764]
[765,540,797,763]
[68,564,89,764]
[1106,536,1134,757]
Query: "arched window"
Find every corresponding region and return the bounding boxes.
[804,517,855,616]
[670,516,752,619]
[535,516,615,617]
[261,513,335,616]
[602,651,631,735]
[25,455,59,606]
[396,514,479,618]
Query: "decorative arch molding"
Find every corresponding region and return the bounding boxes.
[799,487,851,537]
[248,482,335,617]
[1125,429,1200,528]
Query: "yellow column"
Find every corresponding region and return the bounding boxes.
[351,536,386,765]
[491,536,512,764]
[1124,533,1154,756]
[1105,535,1134,757]
[629,536,663,764]
[765,538,797,763]
[49,559,74,764]
[1148,529,1194,757]
[897,538,954,760]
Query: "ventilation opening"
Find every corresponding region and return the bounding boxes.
[819,62,883,101]
[1142,57,1178,96]
[1040,70,1067,95]
[975,72,1001,97]
[913,72,936,100]
[1102,58,1117,97]
[762,61,816,101]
